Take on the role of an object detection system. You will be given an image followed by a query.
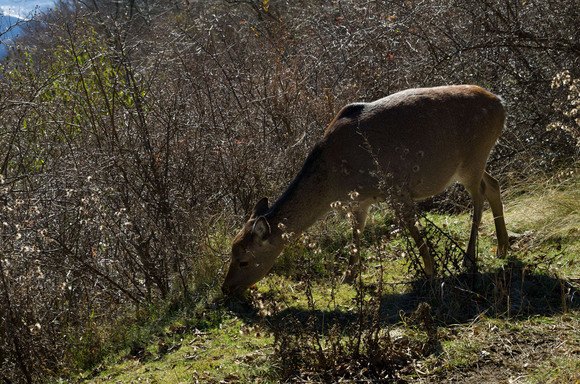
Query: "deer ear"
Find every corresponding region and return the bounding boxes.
[253,197,269,217]
[253,216,271,239]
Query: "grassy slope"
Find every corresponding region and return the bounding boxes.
[84,174,580,383]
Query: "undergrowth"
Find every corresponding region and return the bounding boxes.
[75,171,580,383]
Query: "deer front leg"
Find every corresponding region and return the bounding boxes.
[344,200,371,283]
[406,220,434,277]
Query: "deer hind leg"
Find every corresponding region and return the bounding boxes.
[482,171,510,257]
[463,176,486,273]
[344,199,372,283]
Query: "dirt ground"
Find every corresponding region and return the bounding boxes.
[410,314,580,384]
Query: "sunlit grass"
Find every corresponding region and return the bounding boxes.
[505,173,580,242]
[89,312,277,383]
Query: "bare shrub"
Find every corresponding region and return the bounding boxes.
[1,0,578,380]
[547,70,580,148]
[272,272,438,382]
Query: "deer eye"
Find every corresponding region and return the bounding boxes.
[239,261,249,268]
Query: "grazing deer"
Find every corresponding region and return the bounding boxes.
[222,85,510,294]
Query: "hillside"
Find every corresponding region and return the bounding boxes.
[0,0,578,382]
[83,174,580,383]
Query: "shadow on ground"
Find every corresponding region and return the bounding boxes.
[223,260,579,382]
[227,260,579,330]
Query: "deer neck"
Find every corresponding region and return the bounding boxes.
[265,146,337,243]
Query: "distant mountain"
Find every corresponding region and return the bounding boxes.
[0,13,26,57]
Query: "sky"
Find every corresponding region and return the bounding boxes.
[0,0,54,19]
[1,0,54,56]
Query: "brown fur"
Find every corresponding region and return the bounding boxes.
[223,85,510,294]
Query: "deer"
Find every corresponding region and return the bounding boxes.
[222,85,510,295]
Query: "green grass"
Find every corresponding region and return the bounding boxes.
[80,172,580,383]
[83,306,277,383]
